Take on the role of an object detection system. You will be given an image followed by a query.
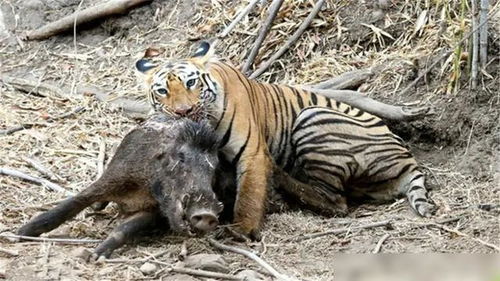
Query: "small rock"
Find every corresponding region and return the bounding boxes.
[161,274,200,281]
[377,0,390,9]
[371,9,385,22]
[183,254,229,273]
[47,225,72,238]
[71,247,93,261]
[236,269,266,281]
[140,262,157,275]
[22,0,44,9]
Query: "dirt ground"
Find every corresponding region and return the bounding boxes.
[0,0,499,280]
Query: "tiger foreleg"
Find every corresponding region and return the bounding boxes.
[232,152,272,240]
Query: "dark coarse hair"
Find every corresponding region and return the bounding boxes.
[179,119,219,152]
[146,113,219,152]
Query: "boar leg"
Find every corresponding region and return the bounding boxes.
[93,211,160,259]
[18,181,109,237]
[18,195,97,237]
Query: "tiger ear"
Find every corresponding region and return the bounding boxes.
[135,58,158,74]
[190,41,215,66]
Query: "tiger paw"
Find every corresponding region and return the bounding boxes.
[217,226,261,242]
[417,201,437,218]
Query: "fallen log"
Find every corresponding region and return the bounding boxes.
[24,0,152,40]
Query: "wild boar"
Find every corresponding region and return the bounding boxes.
[17,114,224,258]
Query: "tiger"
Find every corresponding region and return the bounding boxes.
[135,41,435,239]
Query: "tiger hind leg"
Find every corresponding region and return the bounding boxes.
[273,166,348,217]
[399,170,436,217]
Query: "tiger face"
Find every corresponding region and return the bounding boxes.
[135,42,219,119]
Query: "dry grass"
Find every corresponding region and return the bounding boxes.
[0,0,499,280]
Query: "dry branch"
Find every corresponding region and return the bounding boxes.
[249,0,325,79]
[106,258,243,280]
[471,0,479,89]
[22,156,64,183]
[285,220,392,242]
[400,11,493,95]
[219,0,261,38]
[306,89,431,121]
[77,85,150,114]
[0,75,69,99]
[0,124,33,136]
[208,238,295,281]
[0,233,101,244]
[169,267,243,281]
[306,68,375,90]
[1,75,149,116]
[429,223,500,252]
[0,247,19,257]
[0,106,85,136]
[479,0,489,67]
[0,167,74,196]
[372,233,390,254]
[24,0,152,40]
[241,0,284,74]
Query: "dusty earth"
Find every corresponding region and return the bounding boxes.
[0,0,499,280]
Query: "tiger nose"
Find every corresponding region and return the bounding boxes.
[174,105,193,116]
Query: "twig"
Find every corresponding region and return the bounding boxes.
[0,124,33,135]
[178,240,188,261]
[48,106,86,121]
[372,233,390,253]
[21,156,63,182]
[471,0,479,89]
[249,0,325,79]
[106,258,242,280]
[0,233,101,244]
[208,238,295,281]
[305,89,432,121]
[306,68,375,90]
[0,107,85,136]
[97,138,106,179]
[0,167,74,196]
[169,267,243,281]
[0,75,68,99]
[0,247,19,257]
[241,0,284,74]
[400,9,495,95]
[41,243,51,278]
[77,85,150,114]
[479,0,489,67]
[1,75,148,115]
[285,220,392,242]
[24,0,152,40]
[430,223,500,252]
[219,0,261,38]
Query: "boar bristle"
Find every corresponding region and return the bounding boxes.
[180,120,219,152]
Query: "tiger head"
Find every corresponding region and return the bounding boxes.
[135,41,220,120]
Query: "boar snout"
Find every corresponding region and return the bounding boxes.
[189,210,219,233]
